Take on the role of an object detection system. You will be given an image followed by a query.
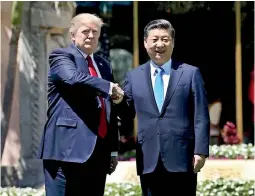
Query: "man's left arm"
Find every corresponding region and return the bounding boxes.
[192,68,210,157]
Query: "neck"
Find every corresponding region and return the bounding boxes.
[73,43,92,55]
[80,48,92,56]
[152,61,165,67]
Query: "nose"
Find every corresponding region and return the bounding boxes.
[88,30,94,38]
[156,40,164,47]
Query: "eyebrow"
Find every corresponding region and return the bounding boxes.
[81,28,98,32]
[150,36,170,39]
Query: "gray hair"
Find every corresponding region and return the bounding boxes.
[144,19,175,41]
[69,13,104,36]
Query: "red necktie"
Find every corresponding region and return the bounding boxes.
[86,55,107,138]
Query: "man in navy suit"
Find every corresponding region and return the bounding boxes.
[118,19,210,195]
[38,13,124,196]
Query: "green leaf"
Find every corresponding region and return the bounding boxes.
[11,1,24,26]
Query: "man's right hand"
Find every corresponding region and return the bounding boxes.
[111,83,124,104]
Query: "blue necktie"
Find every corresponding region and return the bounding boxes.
[154,68,164,112]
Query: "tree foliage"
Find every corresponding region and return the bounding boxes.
[11,1,23,26]
[156,1,251,16]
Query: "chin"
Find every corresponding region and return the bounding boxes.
[155,56,164,62]
[154,58,166,65]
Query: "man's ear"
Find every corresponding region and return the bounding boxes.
[70,33,75,42]
[144,37,147,48]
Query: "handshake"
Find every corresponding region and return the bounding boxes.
[111,83,124,104]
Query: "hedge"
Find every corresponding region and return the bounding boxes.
[1,178,254,196]
[119,144,255,161]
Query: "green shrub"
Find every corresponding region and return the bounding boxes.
[0,187,45,196]
[119,144,255,161]
[1,178,254,196]
[196,178,255,196]
[209,144,255,159]
[104,183,142,196]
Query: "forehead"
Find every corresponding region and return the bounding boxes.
[147,28,170,38]
[78,22,100,31]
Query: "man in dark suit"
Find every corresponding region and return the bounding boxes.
[38,13,124,196]
[118,19,210,195]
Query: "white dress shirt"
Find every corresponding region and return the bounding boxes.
[150,59,172,100]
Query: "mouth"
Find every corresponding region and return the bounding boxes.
[84,39,94,43]
[155,52,165,55]
[155,50,165,54]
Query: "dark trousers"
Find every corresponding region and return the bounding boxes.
[140,157,197,196]
[43,138,110,196]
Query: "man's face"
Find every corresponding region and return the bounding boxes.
[144,28,174,65]
[72,22,100,54]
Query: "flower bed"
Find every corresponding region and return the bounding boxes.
[118,144,255,161]
[209,144,255,159]
[1,179,254,196]
[196,178,255,196]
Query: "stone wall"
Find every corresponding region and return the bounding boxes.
[1,2,74,187]
[1,1,21,168]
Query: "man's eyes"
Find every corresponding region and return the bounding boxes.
[152,39,169,42]
[82,30,98,34]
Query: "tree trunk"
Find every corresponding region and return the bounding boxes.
[1,27,21,156]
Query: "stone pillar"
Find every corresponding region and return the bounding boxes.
[1,1,74,187]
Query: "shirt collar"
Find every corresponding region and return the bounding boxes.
[150,58,172,75]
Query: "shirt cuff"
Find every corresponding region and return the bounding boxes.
[111,152,118,156]
[109,82,114,95]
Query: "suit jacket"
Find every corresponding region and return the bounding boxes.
[38,44,119,164]
[120,60,210,175]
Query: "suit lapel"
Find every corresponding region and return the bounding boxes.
[70,44,90,74]
[94,55,108,80]
[143,61,160,115]
[70,44,108,79]
[161,60,183,114]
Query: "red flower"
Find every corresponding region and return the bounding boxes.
[222,121,240,144]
